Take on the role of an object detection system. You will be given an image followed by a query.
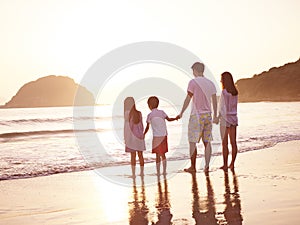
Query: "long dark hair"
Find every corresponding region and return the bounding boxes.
[221,72,238,96]
[124,97,140,124]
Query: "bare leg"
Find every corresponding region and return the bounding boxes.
[161,153,167,175]
[203,141,212,172]
[137,151,144,176]
[156,154,161,175]
[221,126,229,169]
[228,126,238,169]
[130,152,136,177]
[184,142,197,172]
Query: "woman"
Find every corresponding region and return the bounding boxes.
[124,97,146,177]
[218,72,239,170]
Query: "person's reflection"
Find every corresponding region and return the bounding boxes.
[191,173,218,225]
[222,170,243,224]
[128,176,149,225]
[153,175,173,225]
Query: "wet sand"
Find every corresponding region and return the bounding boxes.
[0,140,299,224]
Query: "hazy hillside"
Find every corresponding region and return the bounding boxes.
[236,58,300,102]
[3,75,94,108]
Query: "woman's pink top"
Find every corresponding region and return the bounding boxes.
[219,89,238,126]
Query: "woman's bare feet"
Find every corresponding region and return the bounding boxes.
[220,165,228,170]
[184,167,196,173]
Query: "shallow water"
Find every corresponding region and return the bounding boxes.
[0,102,299,180]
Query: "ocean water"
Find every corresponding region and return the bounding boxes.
[0,102,300,180]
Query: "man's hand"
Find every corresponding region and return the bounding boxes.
[213,115,219,124]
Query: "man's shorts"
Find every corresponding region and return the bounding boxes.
[188,113,212,143]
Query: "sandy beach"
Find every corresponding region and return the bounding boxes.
[0,140,299,225]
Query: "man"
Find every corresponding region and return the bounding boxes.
[178,62,218,173]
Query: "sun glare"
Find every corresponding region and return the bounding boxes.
[95,63,190,105]
[93,175,129,223]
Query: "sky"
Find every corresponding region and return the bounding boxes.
[0,0,299,104]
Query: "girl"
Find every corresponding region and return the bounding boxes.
[124,97,146,177]
[218,72,239,170]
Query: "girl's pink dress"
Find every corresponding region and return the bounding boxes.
[124,111,146,152]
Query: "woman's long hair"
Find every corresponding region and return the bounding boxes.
[124,97,140,124]
[221,72,238,96]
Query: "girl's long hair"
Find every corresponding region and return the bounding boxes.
[124,97,140,124]
[221,72,238,96]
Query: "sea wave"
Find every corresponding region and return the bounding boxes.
[0,161,129,181]
[0,128,105,140]
[0,116,122,126]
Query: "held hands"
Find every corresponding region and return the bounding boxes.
[213,115,219,124]
[176,112,183,120]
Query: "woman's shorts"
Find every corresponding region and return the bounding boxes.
[220,115,238,127]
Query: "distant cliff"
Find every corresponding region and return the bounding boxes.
[236,59,300,102]
[3,75,94,108]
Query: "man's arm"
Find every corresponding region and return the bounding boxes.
[212,93,218,123]
[178,92,192,118]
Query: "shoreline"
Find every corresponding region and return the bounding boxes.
[1,140,299,224]
[2,137,300,182]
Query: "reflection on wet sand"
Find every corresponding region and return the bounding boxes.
[221,170,243,225]
[128,170,243,224]
[128,176,149,225]
[190,171,243,225]
[191,172,218,224]
[152,175,173,225]
[128,175,173,225]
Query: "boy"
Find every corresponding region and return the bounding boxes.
[144,96,177,175]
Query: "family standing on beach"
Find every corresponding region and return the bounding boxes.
[124,62,239,176]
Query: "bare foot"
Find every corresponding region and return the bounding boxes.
[229,164,235,170]
[184,167,196,173]
[162,173,167,180]
[204,166,209,173]
[220,165,228,171]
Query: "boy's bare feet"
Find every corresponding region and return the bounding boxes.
[204,166,209,173]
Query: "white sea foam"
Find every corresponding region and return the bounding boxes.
[0,102,299,180]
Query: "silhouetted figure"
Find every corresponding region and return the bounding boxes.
[144,96,178,175]
[128,176,149,225]
[152,175,173,225]
[178,62,218,173]
[124,97,146,177]
[218,72,239,170]
[191,173,218,225]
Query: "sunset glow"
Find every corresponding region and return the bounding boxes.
[0,0,299,104]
